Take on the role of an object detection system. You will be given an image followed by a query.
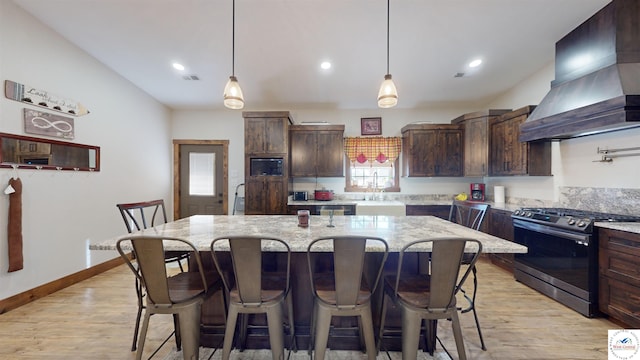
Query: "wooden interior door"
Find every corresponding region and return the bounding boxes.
[173,140,228,219]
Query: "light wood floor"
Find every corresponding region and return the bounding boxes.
[0,258,620,359]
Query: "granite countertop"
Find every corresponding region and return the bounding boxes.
[595,222,640,234]
[91,214,526,254]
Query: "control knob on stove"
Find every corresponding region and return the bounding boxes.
[577,219,588,227]
[526,212,533,218]
[567,218,576,226]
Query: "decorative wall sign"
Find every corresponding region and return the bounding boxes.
[361,117,382,135]
[23,109,74,140]
[5,80,90,116]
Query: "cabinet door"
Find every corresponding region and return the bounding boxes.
[245,118,287,155]
[489,120,508,175]
[435,130,463,176]
[316,131,344,177]
[504,115,527,175]
[464,117,488,176]
[244,180,265,215]
[265,118,287,154]
[407,130,437,177]
[487,209,515,271]
[599,228,640,326]
[245,178,287,215]
[265,178,287,214]
[290,131,317,176]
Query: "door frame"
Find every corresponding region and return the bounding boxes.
[173,139,229,220]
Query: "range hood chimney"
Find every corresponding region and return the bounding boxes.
[520,0,640,142]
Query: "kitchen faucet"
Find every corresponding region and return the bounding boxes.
[372,172,384,200]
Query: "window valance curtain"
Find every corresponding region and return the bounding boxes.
[344,136,402,164]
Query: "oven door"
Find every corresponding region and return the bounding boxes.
[512,218,597,317]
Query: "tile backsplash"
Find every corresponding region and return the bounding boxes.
[559,187,640,215]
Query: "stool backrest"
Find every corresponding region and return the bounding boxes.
[308,236,388,308]
[394,238,482,310]
[448,200,489,231]
[211,236,291,306]
[116,235,208,305]
[117,199,168,233]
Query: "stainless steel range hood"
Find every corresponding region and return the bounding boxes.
[520,0,640,142]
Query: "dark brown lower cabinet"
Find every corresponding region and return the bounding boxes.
[244,178,287,215]
[487,208,515,271]
[405,204,451,219]
[599,227,640,327]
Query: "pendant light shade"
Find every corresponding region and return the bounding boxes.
[378,74,398,108]
[378,0,397,108]
[224,0,244,109]
[224,75,244,109]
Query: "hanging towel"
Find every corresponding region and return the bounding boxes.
[7,178,23,272]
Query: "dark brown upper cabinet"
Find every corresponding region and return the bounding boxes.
[488,106,552,176]
[451,109,511,177]
[243,111,291,156]
[290,125,344,177]
[401,123,463,177]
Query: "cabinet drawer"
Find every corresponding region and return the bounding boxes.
[599,248,640,285]
[600,227,640,257]
[599,276,640,327]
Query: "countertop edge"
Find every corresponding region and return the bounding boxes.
[595,222,640,235]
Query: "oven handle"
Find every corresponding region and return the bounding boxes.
[513,219,590,242]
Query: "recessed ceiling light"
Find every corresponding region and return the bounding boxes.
[172,63,185,71]
[468,59,482,68]
[320,61,331,70]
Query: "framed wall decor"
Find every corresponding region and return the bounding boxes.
[361,117,382,135]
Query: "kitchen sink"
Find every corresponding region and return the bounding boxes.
[355,201,406,216]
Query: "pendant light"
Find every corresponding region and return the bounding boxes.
[377,0,398,108]
[223,0,244,109]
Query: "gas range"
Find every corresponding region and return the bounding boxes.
[512,207,640,233]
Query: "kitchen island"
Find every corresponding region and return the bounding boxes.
[90,214,526,351]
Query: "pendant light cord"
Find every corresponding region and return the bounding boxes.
[386,0,390,75]
[232,0,236,76]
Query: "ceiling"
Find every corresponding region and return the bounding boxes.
[12,0,611,111]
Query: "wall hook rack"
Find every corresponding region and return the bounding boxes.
[594,146,640,162]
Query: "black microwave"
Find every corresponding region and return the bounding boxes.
[250,158,284,176]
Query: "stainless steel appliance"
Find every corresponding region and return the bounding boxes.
[512,208,640,317]
[249,158,283,176]
[293,191,308,201]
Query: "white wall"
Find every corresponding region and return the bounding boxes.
[0,1,172,299]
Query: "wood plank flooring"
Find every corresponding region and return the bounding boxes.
[0,258,621,359]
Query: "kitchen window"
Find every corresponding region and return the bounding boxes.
[345,158,399,192]
[344,136,401,193]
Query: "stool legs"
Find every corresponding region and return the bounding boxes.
[312,305,332,360]
[401,306,422,360]
[359,309,377,360]
[178,304,202,360]
[312,302,377,360]
[285,292,297,351]
[221,305,239,360]
[266,305,285,360]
